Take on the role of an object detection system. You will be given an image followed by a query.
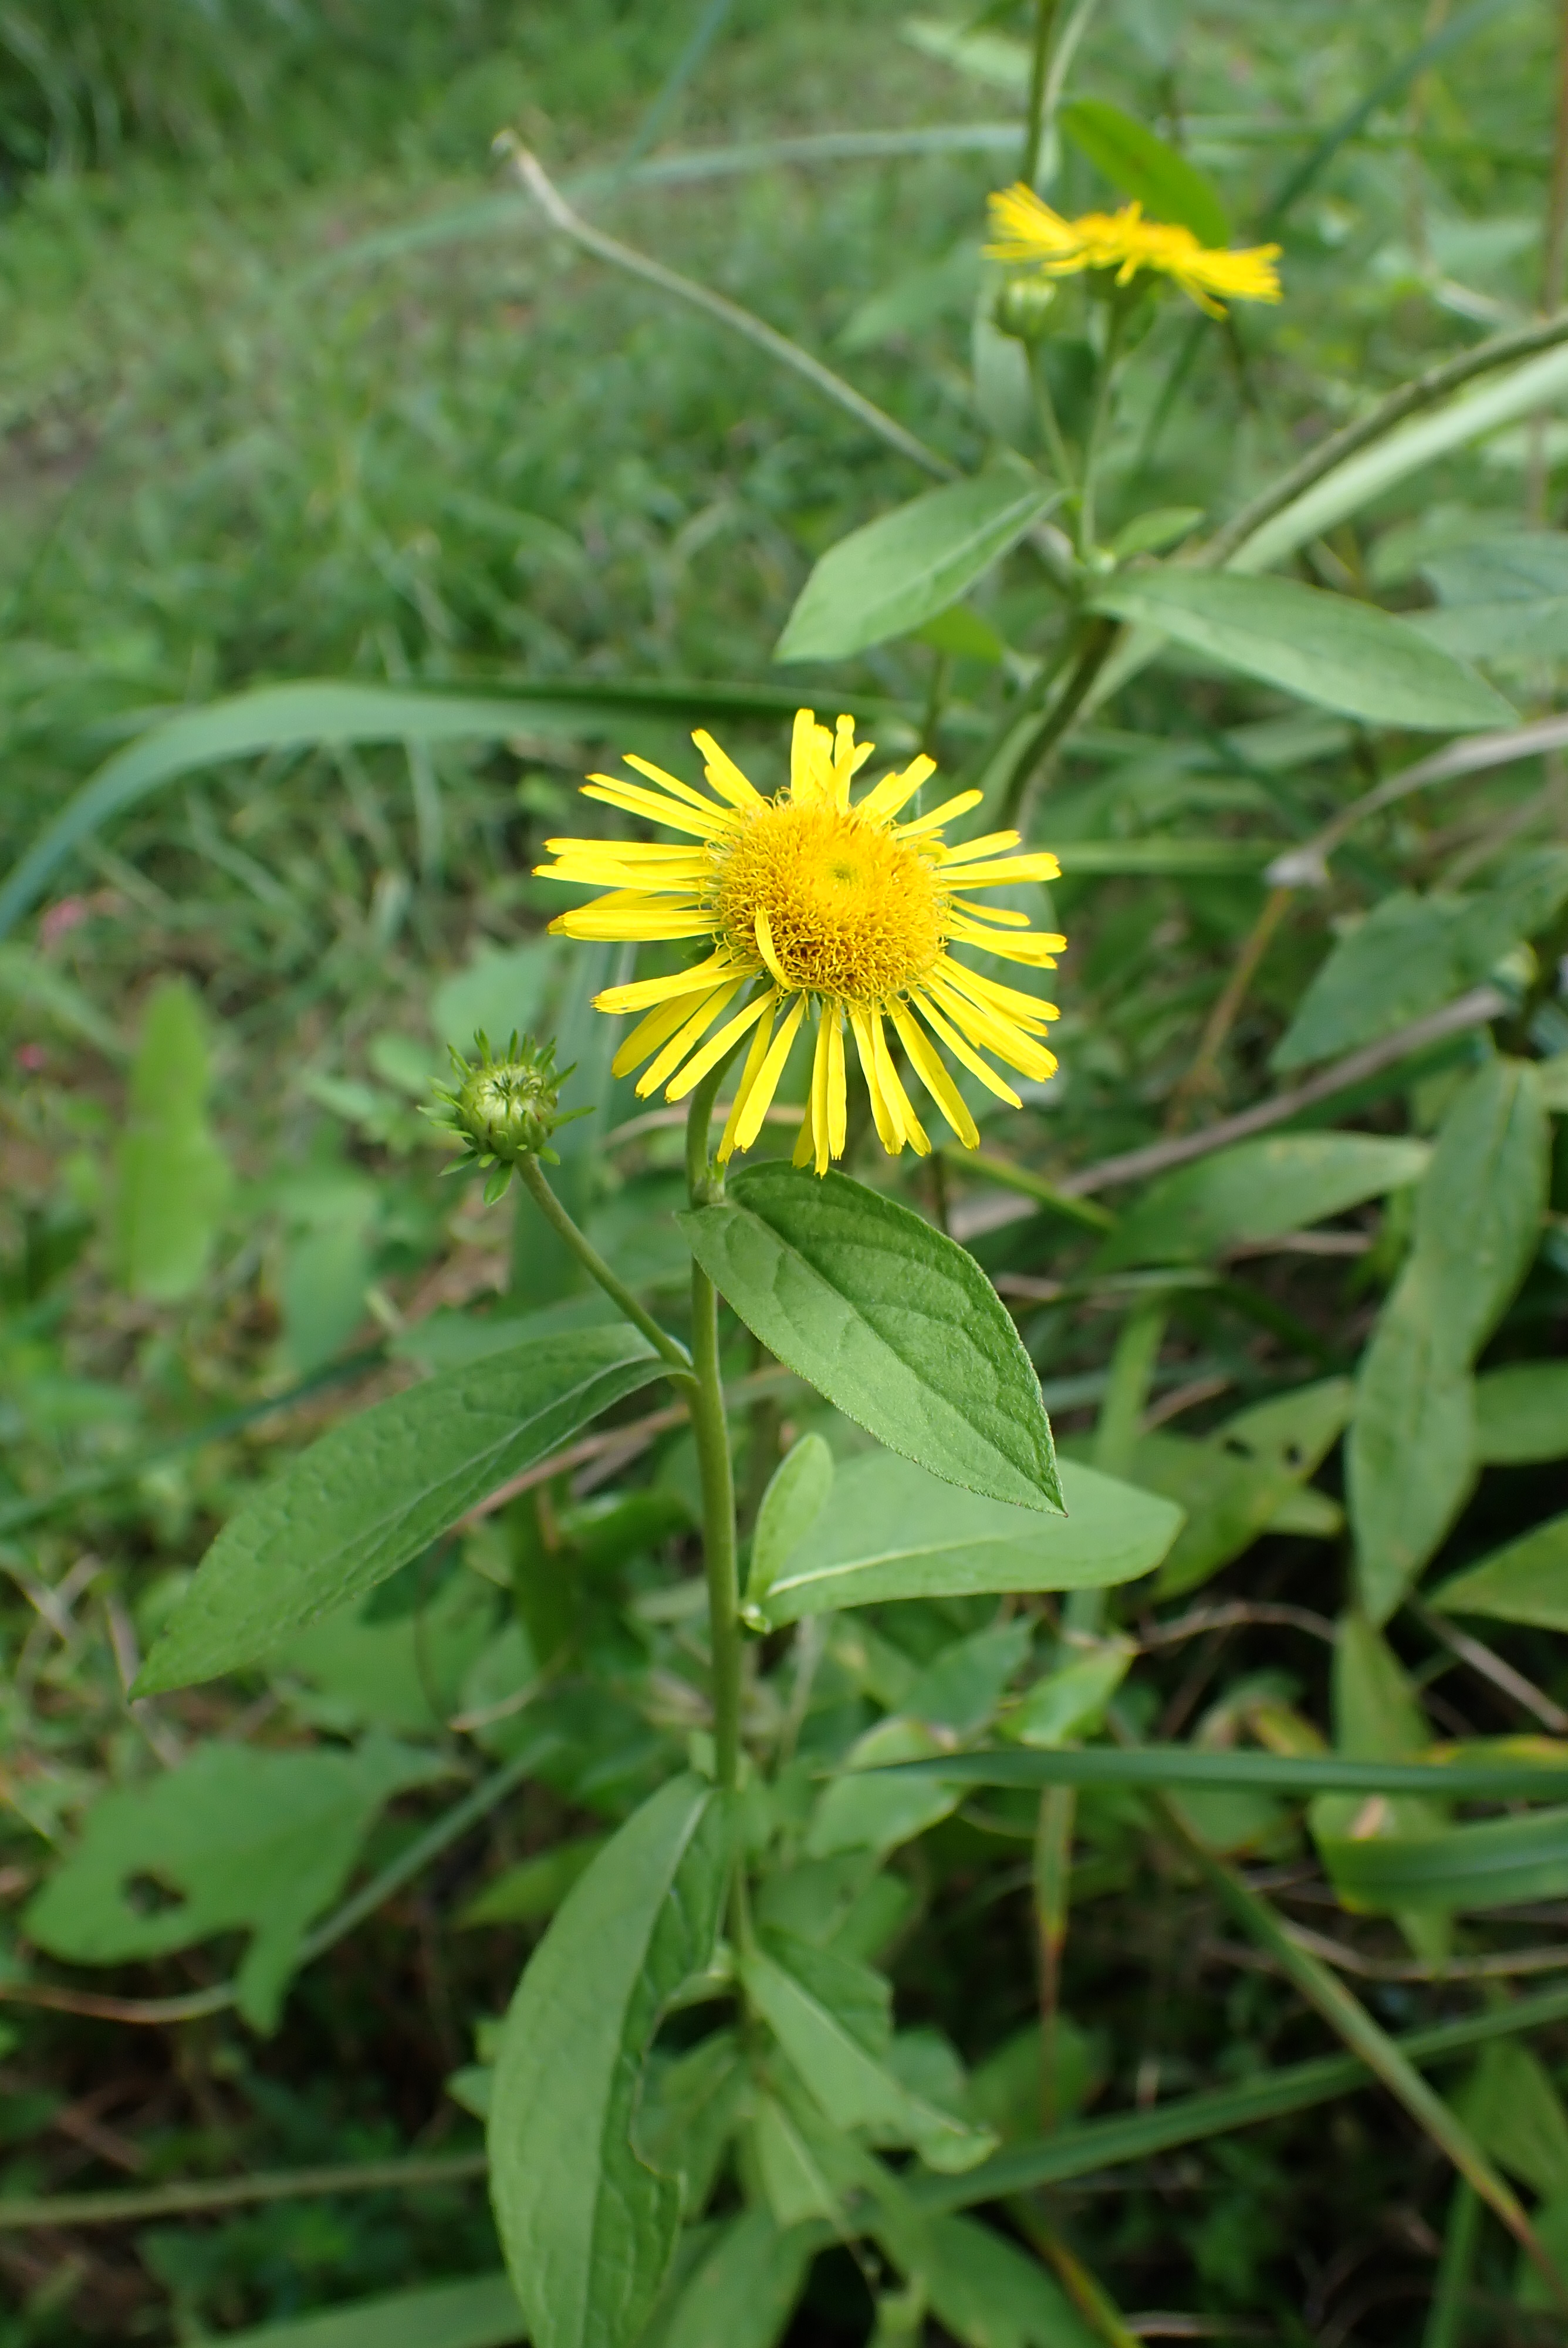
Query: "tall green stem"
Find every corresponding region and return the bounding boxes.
[1020,0,1060,188]
[685,1062,744,1793]
[1077,292,1130,557]
[516,1153,691,1376]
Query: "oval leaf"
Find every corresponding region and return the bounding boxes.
[1434,1511,1568,1632]
[748,1433,834,1606]
[1097,1133,1429,1270]
[776,471,1057,664]
[136,1328,665,1693]
[488,1776,732,2348]
[1060,98,1230,244]
[1475,1364,1568,1464]
[758,1450,1180,1627]
[680,1164,1061,1513]
[1347,1269,1476,1628]
[1090,571,1513,731]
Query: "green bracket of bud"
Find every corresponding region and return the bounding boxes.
[424,1031,589,1202]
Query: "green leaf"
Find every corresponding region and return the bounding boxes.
[1459,2042,1568,2201]
[1003,1639,1136,1749]
[748,1433,834,1608]
[806,1719,965,1858]
[741,1944,996,2174]
[1475,1363,1568,1463]
[1096,1135,1428,1269]
[1319,1804,1568,1913]
[23,1735,447,2032]
[1059,98,1229,243]
[1089,571,1513,732]
[136,1328,665,1693]
[0,943,125,1058]
[1347,1270,1475,1627]
[680,1165,1062,1514]
[1133,1432,1298,1603]
[113,979,232,1302]
[775,471,1058,664]
[755,1451,1179,1627]
[873,2209,1099,2348]
[488,1776,732,2348]
[1274,858,1568,1071]
[1409,1058,1550,1361]
[657,2210,817,2348]
[205,2275,525,2348]
[458,1835,610,1929]
[872,1747,1568,1799]
[1433,1511,1568,1632]
[1412,528,1568,666]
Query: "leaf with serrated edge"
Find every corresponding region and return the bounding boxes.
[488,1776,732,2348]
[680,1165,1061,1514]
[759,1452,1179,1627]
[136,1328,665,1693]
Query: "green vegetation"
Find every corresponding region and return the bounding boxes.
[4,4,1568,2343]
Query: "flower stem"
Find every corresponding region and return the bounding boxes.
[684,1061,744,1794]
[515,1153,692,1377]
[1077,291,1130,558]
[1020,0,1061,188]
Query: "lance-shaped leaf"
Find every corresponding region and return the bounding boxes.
[1433,1512,1568,1632]
[113,979,232,1303]
[488,1776,732,2348]
[209,2273,526,2348]
[655,2209,817,2348]
[1096,1133,1428,1270]
[1320,1806,1568,1914]
[775,470,1057,664]
[756,1450,1180,1627]
[680,1165,1061,1514]
[1060,97,1229,243]
[137,1328,666,1693]
[1090,571,1512,731]
[1347,1270,1476,1628]
[1475,1364,1568,1464]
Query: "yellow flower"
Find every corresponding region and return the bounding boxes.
[986,184,1281,317]
[536,710,1064,1175]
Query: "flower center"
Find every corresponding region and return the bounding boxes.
[712,798,944,1003]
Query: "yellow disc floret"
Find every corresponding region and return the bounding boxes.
[713,798,944,1003]
[536,708,1065,1176]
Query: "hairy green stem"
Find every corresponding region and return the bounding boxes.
[684,1061,744,1794]
[516,1153,692,1375]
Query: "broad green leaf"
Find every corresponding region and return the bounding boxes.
[807,1719,964,1858]
[1475,1363,1568,1462]
[1002,1639,1135,1748]
[741,1945,996,2173]
[1414,529,1568,665]
[680,1165,1062,1514]
[1274,856,1568,1071]
[1130,1433,1295,1603]
[638,2033,751,2224]
[775,471,1057,664]
[755,1452,1180,1627]
[113,979,231,1302]
[208,2275,525,2348]
[1459,2042,1568,2200]
[1410,1058,1550,1360]
[658,2210,816,2348]
[873,2208,1099,2348]
[282,1570,496,1735]
[1060,99,1229,243]
[748,1434,834,1609]
[1229,342,1568,575]
[1214,1378,1354,1481]
[136,1328,665,1693]
[1096,1134,1428,1269]
[458,1835,610,1928]
[1433,1512,1568,1632]
[904,1619,1032,1737]
[1319,1804,1568,1913]
[0,681,607,943]
[488,1776,732,2348]
[872,1747,1568,1799]
[23,1735,446,2032]
[1347,1270,1475,1626]
[1089,571,1512,731]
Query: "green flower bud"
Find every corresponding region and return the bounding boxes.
[992,274,1058,344]
[425,1031,586,1199]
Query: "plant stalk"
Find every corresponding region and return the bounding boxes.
[685,1061,744,1794]
[516,1153,692,1377]
[1020,0,1061,189]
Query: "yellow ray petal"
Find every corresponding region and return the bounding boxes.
[581,778,733,841]
[553,905,714,942]
[910,987,1020,1106]
[856,754,936,825]
[936,828,1020,866]
[719,996,778,1163]
[927,968,1059,1075]
[871,1008,930,1156]
[690,729,765,808]
[945,854,1063,888]
[754,904,789,989]
[621,752,736,821]
[613,984,731,1079]
[734,991,807,1152]
[665,989,773,1102]
[807,1006,834,1173]
[888,999,979,1150]
[896,788,984,841]
[847,1003,900,1153]
[634,981,744,1099]
[939,956,1062,1024]
[947,914,1063,965]
[952,899,1031,927]
[596,949,748,1014]
[792,1105,815,1168]
[826,1001,847,1160]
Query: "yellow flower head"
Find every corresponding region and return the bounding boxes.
[986,184,1281,318]
[537,710,1065,1175]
